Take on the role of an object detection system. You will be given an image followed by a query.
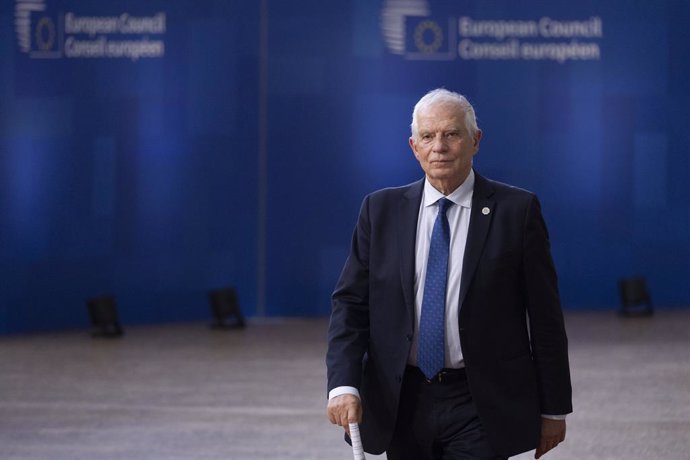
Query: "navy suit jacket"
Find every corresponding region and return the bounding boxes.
[326,171,572,457]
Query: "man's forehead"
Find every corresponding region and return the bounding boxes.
[417,107,466,130]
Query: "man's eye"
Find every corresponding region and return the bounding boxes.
[445,132,459,138]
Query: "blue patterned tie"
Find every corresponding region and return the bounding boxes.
[418,198,453,380]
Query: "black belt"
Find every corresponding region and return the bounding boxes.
[406,365,467,384]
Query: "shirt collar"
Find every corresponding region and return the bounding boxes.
[423,169,475,209]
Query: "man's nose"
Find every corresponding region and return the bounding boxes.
[432,135,448,151]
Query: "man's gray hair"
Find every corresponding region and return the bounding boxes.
[410,88,479,139]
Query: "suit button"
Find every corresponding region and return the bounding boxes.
[396,375,402,382]
[406,334,412,342]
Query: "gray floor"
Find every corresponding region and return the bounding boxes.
[1,311,689,460]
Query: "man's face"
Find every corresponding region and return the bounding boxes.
[409,103,482,192]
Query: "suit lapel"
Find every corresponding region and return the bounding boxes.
[459,172,495,310]
[398,179,424,324]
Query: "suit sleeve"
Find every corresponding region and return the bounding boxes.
[326,196,372,394]
[522,195,573,416]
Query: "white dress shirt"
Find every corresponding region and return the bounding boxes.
[408,170,474,369]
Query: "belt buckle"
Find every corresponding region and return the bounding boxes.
[421,368,446,384]
[425,371,445,384]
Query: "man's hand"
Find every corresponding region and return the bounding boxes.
[535,418,566,459]
[327,394,362,435]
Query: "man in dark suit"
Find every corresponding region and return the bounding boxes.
[326,89,572,459]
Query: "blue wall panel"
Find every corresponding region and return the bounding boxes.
[1,0,259,333]
[1,0,690,333]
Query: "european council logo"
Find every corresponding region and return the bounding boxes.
[15,0,62,58]
[404,16,456,60]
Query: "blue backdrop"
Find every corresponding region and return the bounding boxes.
[1,0,689,333]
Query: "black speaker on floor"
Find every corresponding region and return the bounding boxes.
[86,295,124,337]
[209,287,245,329]
[618,277,653,317]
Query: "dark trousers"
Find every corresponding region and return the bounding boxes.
[386,366,506,460]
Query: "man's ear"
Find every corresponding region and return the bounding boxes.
[409,137,420,160]
[473,129,483,149]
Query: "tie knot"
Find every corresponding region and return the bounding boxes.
[437,198,453,216]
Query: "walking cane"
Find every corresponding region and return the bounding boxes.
[349,423,366,460]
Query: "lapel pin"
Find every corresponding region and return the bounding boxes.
[482,207,491,215]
